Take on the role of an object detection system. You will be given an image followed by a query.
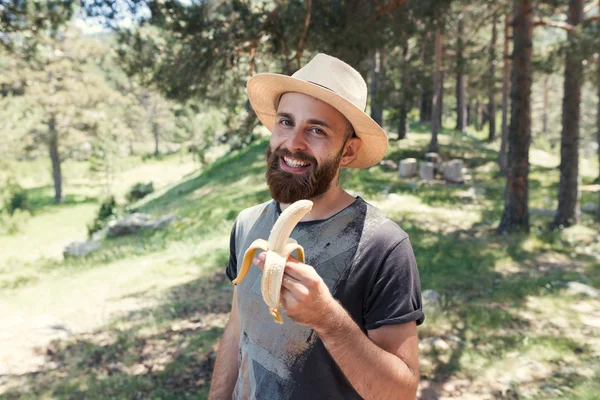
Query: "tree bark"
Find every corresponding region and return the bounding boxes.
[597,51,600,185]
[542,74,550,134]
[420,31,433,123]
[429,27,443,153]
[488,13,499,141]
[370,49,384,126]
[474,99,481,131]
[553,0,584,228]
[498,0,534,234]
[398,40,410,140]
[153,122,160,156]
[48,113,63,203]
[499,14,512,173]
[456,16,467,132]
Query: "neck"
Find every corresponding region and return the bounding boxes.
[279,180,356,221]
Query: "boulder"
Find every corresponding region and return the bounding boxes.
[442,160,464,183]
[581,203,599,215]
[566,282,600,298]
[379,159,398,171]
[399,158,418,178]
[419,162,435,181]
[63,241,102,258]
[422,289,442,311]
[107,213,177,237]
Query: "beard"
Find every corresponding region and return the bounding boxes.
[265,144,344,204]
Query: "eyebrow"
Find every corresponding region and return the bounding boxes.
[276,112,332,130]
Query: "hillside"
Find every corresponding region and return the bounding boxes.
[1,125,599,399]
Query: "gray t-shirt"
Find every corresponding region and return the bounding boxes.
[225,197,423,399]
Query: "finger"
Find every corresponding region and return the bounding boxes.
[283,259,317,281]
[281,275,309,299]
[252,255,265,271]
[280,287,297,310]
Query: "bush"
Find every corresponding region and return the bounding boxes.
[0,209,31,235]
[87,196,119,238]
[126,182,154,203]
[0,178,29,215]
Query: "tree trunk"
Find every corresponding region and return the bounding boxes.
[370,49,384,126]
[48,113,63,203]
[420,31,433,123]
[543,74,550,134]
[439,68,445,128]
[153,122,160,156]
[499,14,512,173]
[398,40,410,140]
[488,13,498,141]
[498,0,534,234]
[474,99,481,130]
[553,0,584,228]
[456,16,467,132]
[429,27,443,153]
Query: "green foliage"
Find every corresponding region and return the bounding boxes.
[126,182,154,203]
[87,195,119,237]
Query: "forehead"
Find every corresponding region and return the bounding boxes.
[277,92,349,130]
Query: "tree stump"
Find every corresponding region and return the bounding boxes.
[419,162,435,181]
[399,158,418,178]
[442,160,464,183]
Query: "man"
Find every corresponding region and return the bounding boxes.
[209,53,424,400]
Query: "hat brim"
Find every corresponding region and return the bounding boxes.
[247,73,388,169]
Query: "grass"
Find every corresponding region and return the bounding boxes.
[1,122,599,399]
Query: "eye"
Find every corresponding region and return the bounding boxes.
[310,127,326,136]
[279,119,293,127]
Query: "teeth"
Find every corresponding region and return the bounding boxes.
[284,157,310,168]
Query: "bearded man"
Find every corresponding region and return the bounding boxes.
[209,53,424,400]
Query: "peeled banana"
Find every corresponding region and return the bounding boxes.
[232,199,313,323]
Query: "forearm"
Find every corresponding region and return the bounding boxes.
[315,303,418,400]
[208,317,240,399]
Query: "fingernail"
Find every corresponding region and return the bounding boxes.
[258,252,266,261]
[253,257,259,265]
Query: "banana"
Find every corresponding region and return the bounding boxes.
[232,199,313,323]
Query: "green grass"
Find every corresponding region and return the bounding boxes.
[1,124,599,399]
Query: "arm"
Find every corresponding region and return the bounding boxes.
[317,303,419,400]
[208,288,241,400]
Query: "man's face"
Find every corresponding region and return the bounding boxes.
[265,92,359,204]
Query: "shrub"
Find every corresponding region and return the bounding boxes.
[0,209,31,235]
[87,196,119,238]
[0,178,29,215]
[126,182,154,203]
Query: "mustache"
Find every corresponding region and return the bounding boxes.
[271,147,317,165]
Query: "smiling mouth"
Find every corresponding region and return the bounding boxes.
[281,156,311,169]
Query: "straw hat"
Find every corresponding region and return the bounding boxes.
[246,53,388,169]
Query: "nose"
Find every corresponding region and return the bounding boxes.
[285,129,308,153]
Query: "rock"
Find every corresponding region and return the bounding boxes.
[565,282,600,298]
[530,208,555,218]
[399,158,418,178]
[422,289,442,311]
[91,226,109,242]
[581,203,599,215]
[63,241,102,258]
[442,160,464,183]
[379,159,398,171]
[419,162,435,181]
[107,213,177,237]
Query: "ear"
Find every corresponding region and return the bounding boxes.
[340,137,362,167]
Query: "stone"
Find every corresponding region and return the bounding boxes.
[419,162,435,181]
[63,241,102,258]
[422,289,442,311]
[399,158,418,178]
[581,203,599,215]
[107,213,177,237]
[379,159,398,171]
[442,159,464,183]
[565,282,600,298]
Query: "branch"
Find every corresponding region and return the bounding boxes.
[583,2,598,14]
[296,0,312,70]
[533,18,576,32]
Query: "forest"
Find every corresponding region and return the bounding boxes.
[1,0,599,399]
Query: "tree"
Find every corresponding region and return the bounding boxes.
[499,13,512,173]
[553,0,585,228]
[370,49,385,126]
[487,12,499,141]
[498,0,534,234]
[429,25,444,153]
[456,14,467,132]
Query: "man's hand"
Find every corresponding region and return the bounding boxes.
[253,252,338,330]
